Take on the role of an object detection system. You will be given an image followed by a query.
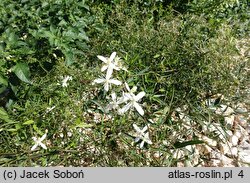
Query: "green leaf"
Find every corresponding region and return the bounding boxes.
[0,86,7,94]
[173,140,204,148]
[0,158,11,164]
[23,120,34,125]
[75,41,88,50]
[78,32,89,41]
[0,107,8,116]
[0,107,12,123]
[6,128,18,132]
[64,50,74,66]
[74,123,93,128]
[78,3,89,10]
[0,74,8,86]
[33,124,43,135]
[153,54,161,58]
[58,19,67,26]
[10,83,17,96]
[73,118,93,128]
[12,63,32,84]
[63,29,77,40]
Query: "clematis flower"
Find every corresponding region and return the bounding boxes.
[61,76,72,87]
[31,130,48,151]
[93,75,122,92]
[97,52,120,78]
[97,52,127,78]
[117,82,138,104]
[133,124,152,148]
[119,89,145,116]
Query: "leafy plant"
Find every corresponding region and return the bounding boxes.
[0,0,96,107]
[186,0,250,36]
[89,1,241,110]
[0,0,249,167]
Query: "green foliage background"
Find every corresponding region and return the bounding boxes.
[0,0,249,166]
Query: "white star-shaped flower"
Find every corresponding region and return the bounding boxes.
[117,82,138,104]
[119,89,145,116]
[133,124,152,148]
[93,75,122,92]
[97,52,120,78]
[31,130,48,151]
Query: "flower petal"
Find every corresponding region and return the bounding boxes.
[40,142,47,150]
[118,92,129,103]
[119,103,132,114]
[32,137,37,141]
[133,124,140,132]
[110,52,116,61]
[122,67,128,72]
[40,133,47,141]
[116,94,126,105]
[142,125,148,133]
[123,93,132,100]
[140,141,145,148]
[111,93,116,101]
[131,86,137,93]
[31,144,38,151]
[134,102,144,116]
[97,55,108,63]
[144,133,152,144]
[109,79,122,85]
[146,139,152,145]
[94,78,105,83]
[104,82,109,91]
[117,109,123,115]
[101,65,108,72]
[125,82,130,91]
[106,66,114,79]
[113,65,121,71]
[135,91,145,101]
[135,137,140,142]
